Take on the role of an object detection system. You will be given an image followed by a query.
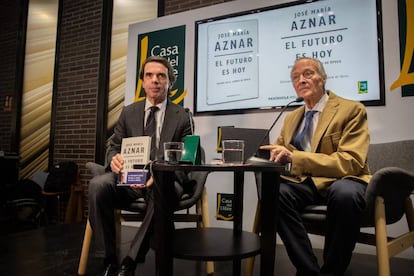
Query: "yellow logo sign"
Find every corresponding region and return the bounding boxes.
[391,0,414,91]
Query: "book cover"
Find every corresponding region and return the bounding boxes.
[118,136,151,185]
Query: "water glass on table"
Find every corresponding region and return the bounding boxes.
[164,142,184,163]
[222,140,245,165]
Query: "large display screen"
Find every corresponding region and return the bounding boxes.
[194,0,384,115]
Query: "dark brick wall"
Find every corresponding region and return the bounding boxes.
[52,0,103,185]
[0,0,22,153]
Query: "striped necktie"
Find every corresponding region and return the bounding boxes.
[144,106,159,159]
[293,110,317,151]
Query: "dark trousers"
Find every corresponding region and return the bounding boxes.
[277,178,366,276]
[88,172,145,264]
[124,197,154,264]
[123,171,191,265]
[88,171,186,265]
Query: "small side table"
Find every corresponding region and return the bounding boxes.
[151,162,284,276]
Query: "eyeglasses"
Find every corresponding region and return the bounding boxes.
[291,70,316,83]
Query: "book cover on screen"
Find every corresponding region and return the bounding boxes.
[118,136,151,186]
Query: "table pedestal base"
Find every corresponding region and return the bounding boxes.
[173,227,261,261]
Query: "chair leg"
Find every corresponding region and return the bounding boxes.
[405,197,414,232]
[78,219,93,275]
[201,188,211,228]
[374,196,391,276]
[196,197,203,228]
[245,201,261,276]
[404,197,414,253]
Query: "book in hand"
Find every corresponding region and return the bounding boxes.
[117,136,151,186]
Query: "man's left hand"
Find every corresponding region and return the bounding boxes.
[260,144,293,164]
[130,176,154,189]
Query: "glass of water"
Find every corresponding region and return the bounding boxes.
[163,142,184,163]
[222,140,245,165]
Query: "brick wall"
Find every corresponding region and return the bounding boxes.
[52,0,103,184]
[0,0,22,153]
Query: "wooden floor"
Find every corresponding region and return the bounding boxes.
[0,221,413,276]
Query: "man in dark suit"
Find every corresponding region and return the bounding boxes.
[261,57,371,276]
[88,56,192,276]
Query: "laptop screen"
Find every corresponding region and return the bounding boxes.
[220,127,270,163]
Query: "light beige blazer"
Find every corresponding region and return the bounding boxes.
[277,90,371,191]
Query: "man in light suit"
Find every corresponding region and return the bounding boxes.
[88,56,192,276]
[261,57,371,276]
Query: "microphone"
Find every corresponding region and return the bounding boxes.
[185,107,194,135]
[184,107,194,135]
[246,97,304,166]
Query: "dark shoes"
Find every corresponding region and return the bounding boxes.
[117,265,135,276]
[101,263,118,276]
[118,256,136,276]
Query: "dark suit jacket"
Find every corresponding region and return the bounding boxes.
[106,100,192,166]
[277,90,371,191]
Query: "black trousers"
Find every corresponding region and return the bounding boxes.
[277,178,366,276]
[124,171,191,264]
[88,170,188,265]
[88,172,145,263]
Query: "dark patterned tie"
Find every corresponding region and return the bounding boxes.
[144,106,159,159]
[293,110,317,151]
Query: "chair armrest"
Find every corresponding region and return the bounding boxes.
[363,167,414,226]
[177,171,209,210]
[85,162,106,177]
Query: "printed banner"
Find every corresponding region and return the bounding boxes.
[392,0,414,96]
[216,193,234,221]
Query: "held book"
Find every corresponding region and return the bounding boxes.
[118,136,151,186]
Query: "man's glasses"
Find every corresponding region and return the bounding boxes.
[291,70,316,83]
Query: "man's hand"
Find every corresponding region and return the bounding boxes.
[130,177,153,189]
[260,144,293,164]
[110,153,124,174]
